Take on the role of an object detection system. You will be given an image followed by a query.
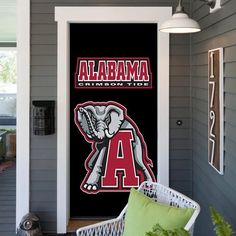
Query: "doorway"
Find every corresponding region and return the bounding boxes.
[55,7,171,233]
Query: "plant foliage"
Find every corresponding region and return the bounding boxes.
[210,207,234,236]
[145,224,190,236]
[0,51,17,84]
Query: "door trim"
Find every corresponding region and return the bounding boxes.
[55,7,171,233]
[16,0,30,229]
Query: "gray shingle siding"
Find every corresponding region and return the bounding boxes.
[30,0,192,232]
[191,0,236,235]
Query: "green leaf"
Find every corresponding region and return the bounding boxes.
[0,51,16,84]
[210,207,234,236]
[145,223,190,236]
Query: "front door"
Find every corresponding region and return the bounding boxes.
[55,7,171,232]
[70,23,158,218]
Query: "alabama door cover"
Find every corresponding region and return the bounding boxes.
[70,23,158,217]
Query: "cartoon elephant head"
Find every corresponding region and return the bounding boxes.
[76,102,124,141]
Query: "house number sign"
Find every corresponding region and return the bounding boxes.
[208,48,224,174]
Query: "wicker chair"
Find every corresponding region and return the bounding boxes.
[76,181,200,236]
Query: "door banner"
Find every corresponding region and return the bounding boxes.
[70,23,157,217]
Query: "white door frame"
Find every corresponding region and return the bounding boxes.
[55,7,171,233]
[16,0,30,229]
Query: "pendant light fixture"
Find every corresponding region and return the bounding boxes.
[160,0,201,33]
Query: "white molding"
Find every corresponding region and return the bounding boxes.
[16,0,30,229]
[56,19,70,234]
[55,7,171,233]
[0,47,16,51]
[210,0,221,13]
[219,48,224,175]
[157,22,170,187]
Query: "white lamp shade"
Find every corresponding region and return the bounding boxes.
[160,13,201,33]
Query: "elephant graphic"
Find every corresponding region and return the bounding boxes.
[74,101,156,194]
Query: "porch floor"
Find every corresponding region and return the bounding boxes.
[0,158,16,236]
[68,219,102,232]
[0,160,102,236]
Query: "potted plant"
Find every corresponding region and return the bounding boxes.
[210,207,234,236]
[145,224,189,236]
[145,207,234,236]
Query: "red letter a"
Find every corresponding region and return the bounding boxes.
[78,61,88,81]
[101,130,139,188]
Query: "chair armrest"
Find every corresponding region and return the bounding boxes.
[184,204,201,236]
[76,217,125,236]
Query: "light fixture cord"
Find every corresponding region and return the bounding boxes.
[175,0,185,13]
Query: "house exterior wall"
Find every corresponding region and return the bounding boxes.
[191,0,236,235]
[30,0,192,232]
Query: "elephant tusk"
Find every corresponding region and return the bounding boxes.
[105,129,114,139]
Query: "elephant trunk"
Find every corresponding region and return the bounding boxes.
[96,120,107,140]
[79,107,98,137]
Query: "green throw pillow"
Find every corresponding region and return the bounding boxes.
[123,188,194,236]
